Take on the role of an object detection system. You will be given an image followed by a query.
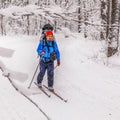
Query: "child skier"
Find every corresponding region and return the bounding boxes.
[37,31,60,91]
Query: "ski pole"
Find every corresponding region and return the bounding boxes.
[28,55,44,89]
[28,62,40,89]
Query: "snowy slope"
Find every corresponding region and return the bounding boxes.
[0,71,47,120]
[0,34,120,120]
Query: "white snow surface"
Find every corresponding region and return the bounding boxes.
[0,34,120,120]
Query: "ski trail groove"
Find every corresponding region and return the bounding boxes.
[0,67,51,120]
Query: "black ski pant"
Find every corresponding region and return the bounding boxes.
[37,61,54,87]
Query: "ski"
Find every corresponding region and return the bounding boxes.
[34,82,51,98]
[43,85,68,103]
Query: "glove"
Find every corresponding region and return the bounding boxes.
[41,51,45,55]
[57,61,60,66]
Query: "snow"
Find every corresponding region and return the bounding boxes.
[0,47,14,58]
[0,4,64,19]
[0,71,47,120]
[0,34,120,120]
[0,5,39,17]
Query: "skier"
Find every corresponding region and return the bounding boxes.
[37,30,60,92]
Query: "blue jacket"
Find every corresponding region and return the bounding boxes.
[37,40,60,62]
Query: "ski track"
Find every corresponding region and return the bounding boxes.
[0,72,27,120]
[0,70,49,120]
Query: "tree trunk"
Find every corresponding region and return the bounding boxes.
[83,0,88,38]
[107,0,119,57]
[54,18,57,33]
[1,0,5,8]
[0,15,4,35]
[100,0,107,40]
[78,0,81,33]
[26,15,30,35]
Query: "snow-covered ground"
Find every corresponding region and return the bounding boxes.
[0,34,120,120]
